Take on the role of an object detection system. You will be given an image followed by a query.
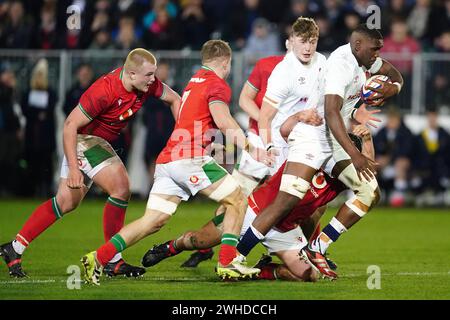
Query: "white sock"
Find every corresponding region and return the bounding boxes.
[330,217,348,234]
[12,240,26,255]
[250,225,265,240]
[310,233,333,255]
[109,253,122,263]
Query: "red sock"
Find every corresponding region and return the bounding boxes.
[218,244,237,266]
[96,234,126,266]
[258,263,278,280]
[103,197,127,242]
[168,240,180,255]
[96,242,118,266]
[16,197,61,246]
[309,223,321,243]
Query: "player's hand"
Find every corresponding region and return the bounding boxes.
[369,79,398,105]
[249,144,276,167]
[351,152,378,181]
[67,168,84,189]
[353,104,381,128]
[297,109,323,126]
[352,124,371,141]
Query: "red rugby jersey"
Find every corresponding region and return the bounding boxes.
[78,67,164,143]
[246,55,284,135]
[248,163,346,232]
[156,66,231,164]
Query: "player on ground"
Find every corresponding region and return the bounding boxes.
[142,124,375,281]
[0,49,181,278]
[80,40,273,285]
[237,24,404,280]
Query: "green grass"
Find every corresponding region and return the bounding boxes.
[0,199,449,300]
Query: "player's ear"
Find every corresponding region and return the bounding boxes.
[129,71,136,80]
[355,39,362,52]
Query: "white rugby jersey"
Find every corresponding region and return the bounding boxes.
[292,43,382,141]
[264,51,327,149]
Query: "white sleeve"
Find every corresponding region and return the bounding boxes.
[324,60,352,98]
[369,57,383,74]
[264,63,293,105]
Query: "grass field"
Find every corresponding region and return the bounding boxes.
[0,198,449,300]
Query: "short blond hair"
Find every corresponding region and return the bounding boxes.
[124,48,157,70]
[292,17,319,40]
[30,58,48,90]
[201,40,232,64]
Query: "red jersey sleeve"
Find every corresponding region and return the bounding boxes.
[78,78,112,120]
[144,76,164,100]
[207,80,231,106]
[247,60,262,92]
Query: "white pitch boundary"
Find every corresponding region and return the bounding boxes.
[0,272,449,285]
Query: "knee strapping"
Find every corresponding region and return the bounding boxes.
[279,174,310,199]
[146,194,178,215]
[340,166,379,217]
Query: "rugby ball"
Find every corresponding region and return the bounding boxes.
[361,75,391,105]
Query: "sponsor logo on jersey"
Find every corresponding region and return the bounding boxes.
[354,75,360,83]
[190,77,206,83]
[312,172,327,189]
[298,77,306,85]
[119,108,133,121]
[305,153,315,160]
[347,93,360,100]
[118,98,122,106]
[189,175,199,184]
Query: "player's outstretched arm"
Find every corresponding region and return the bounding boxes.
[63,106,92,189]
[325,94,376,181]
[161,83,181,121]
[280,109,323,140]
[239,82,260,122]
[209,101,273,166]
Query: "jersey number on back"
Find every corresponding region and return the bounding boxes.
[177,90,191,124]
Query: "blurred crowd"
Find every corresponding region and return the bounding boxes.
[0,0,450,206]
[0,0,449,54]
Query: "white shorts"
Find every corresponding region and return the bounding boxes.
[236,132,271,180]
[240,207,308,254]
[60,134,122,188]
[150,156,238,201]
[287,131,350,177]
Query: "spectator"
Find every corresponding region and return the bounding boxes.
[89,28,115,50]
[143,60,176,191]
[243,18,281,64]
[381,0,410,35]
[381,18,420,107]
[407,0,431,41]
[114,16,143,50]
[348,0,376,19]
[335,10,362,44]
[21,59,57,197]
[63,63,94,117]
[0,0,32,48]
[180,0,211,50]
[373,107,415,207]
[320,0,345,28]
[413,107,450,204]
[227,0,263,50]
[143,6,183,50]
[426,0,450,45]
[32,1,60,49]
[315,14,341,53]
[0,67,24,196]
[281,0,314,38]
[142,0,178,30]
